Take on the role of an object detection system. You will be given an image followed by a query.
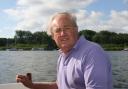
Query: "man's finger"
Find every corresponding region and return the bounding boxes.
[16,74,26,83]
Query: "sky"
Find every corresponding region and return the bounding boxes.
[0,0,128,38]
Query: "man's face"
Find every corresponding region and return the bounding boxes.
[51,15,78,53]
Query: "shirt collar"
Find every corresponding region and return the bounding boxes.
[73,36,86,50]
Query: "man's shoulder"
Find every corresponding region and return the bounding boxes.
[79,37,103,52]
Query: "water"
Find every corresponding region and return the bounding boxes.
[0,51,58,83]
[107,51,128,89]
[0,51,128,89]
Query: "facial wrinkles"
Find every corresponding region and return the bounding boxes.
[52,15,78,53]
[52,16,72,41]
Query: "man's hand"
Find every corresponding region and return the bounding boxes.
[16,73,58,89]
[16,74,33,88]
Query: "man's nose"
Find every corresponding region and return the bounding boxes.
[60,29,66,36]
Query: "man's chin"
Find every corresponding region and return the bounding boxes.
[61,44,68,48]
[60,45,71,50]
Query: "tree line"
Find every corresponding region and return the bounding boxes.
[0,29,128,50]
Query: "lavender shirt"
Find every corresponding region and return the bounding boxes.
[57,36,112,89]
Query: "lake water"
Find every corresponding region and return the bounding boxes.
[0,51,128,89]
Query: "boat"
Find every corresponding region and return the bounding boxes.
[6,48,17,51]
[123,48,128,51]
[31,48,44,51]
[0,83,28,89]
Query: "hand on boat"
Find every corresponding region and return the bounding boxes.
[16,73,33,88]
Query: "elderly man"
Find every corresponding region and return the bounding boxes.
[16,12,113,89]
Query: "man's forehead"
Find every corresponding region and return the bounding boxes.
[52,21,73,28]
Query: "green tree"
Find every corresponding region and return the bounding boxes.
[0,38,7,46]
[79,30,96,41]
[93,31,112,44]
[14,30,33,44]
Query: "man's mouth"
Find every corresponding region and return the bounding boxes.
[61,37,69,41]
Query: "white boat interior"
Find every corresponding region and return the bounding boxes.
[0,83,28,89]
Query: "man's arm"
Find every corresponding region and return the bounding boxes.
[30,82,58,89]
[16,74,58,89]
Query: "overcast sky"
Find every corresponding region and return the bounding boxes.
[0,0,128,38]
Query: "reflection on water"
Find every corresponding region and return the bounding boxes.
[0,51,128,89]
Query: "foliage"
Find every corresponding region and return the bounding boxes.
[79,29,96,41]
[0,29,128,50]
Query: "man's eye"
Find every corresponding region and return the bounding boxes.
[55,29,61,33]
[65,27,70,29]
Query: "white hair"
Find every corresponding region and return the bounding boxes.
[47,12,78,36]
